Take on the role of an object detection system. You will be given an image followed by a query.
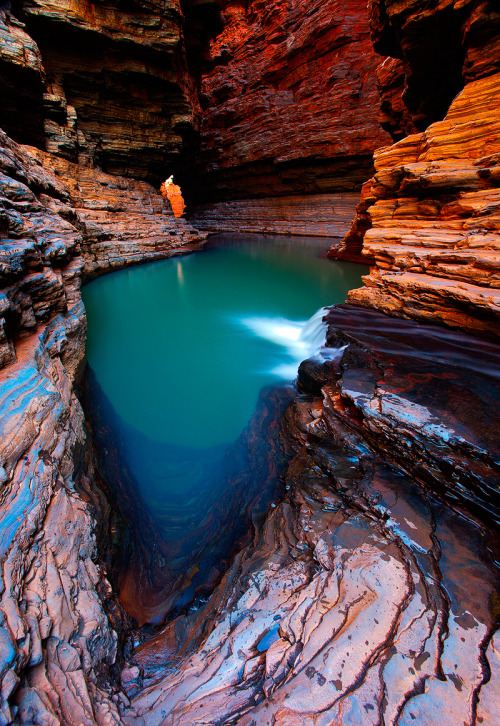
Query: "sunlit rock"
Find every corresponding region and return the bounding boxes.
[160,176,186,218]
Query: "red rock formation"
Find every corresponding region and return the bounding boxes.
[329,0,500,338]
[183,0,392,203]
[332,68,500,339]
[368,0,500,133]
[189,193,360,239]
[160,177,186,218]
[0,0,211,183]
[0,8,45,147]
[0,127,204,722]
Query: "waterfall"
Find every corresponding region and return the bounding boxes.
[296,306,330,352]
[239,306,342,380]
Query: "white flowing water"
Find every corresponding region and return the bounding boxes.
[240,306,344,379]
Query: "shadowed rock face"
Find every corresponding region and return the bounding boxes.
[368,0,500,136]
[182,0,391,203]
[0,0,213,183]
[0,8,45,147]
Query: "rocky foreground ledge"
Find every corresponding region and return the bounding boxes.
[122,306,500,726]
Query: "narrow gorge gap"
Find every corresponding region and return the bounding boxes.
[81,233,369,625]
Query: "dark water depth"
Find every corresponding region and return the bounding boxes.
[82,234,368,606]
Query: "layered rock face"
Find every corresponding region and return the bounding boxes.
[0,1,206,183]
[0,0,499,723]
[331,1,500,339]
[184,0,391,205]
[0,129,203,723]
[369,0,500,136]
[189,193,360,238]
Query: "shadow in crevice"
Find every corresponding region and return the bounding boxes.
[82,365,295,628]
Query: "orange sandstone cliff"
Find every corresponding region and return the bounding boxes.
[331,0,500,339]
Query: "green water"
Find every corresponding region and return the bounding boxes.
[83,234,367,450]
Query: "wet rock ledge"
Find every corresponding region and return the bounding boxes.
[122,306,500,726]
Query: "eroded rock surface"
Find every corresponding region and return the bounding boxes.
[368,0,500,135]
[0,128,203,723]
[184,0,391,202]
[0,0,207,183]
[120,306,500,725]
[189,193,360,239]
[332,72,500,339]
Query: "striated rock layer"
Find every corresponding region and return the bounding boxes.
[0,0,213,183]
[0,128,204,724]
[332,71,500,339]
[368,0,500,137]
[0,1,499,723]
[182,0,391,202]
[188,193,360,239]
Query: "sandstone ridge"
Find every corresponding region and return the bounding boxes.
[332,71,500,340]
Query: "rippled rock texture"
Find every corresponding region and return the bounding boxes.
[0,1,208,183]
[119,306,500,725]
[332,72,500,339]
[0,128,203,723]
[188,193,360,239]
[183,0,391,203]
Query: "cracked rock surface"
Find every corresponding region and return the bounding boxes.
[118,306,500,725]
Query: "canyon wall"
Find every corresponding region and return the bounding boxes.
[0,0,214,183]
[0,0,499,723]
[0,129,203,723]
[185,0,392,232]
[188,193,360,239]
[332,0,500,339]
